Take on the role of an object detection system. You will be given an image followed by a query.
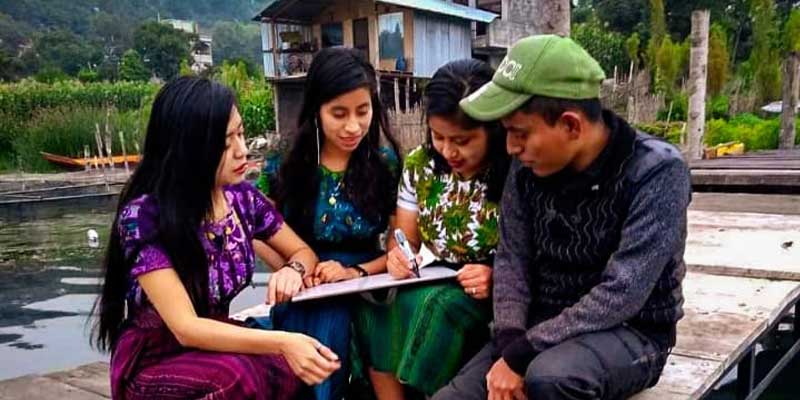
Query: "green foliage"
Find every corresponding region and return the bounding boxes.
[635,121,684,144]
[704,113,800,150]
[708,24,731,96]
[119,50,150,82]
[654,36,684,94]
[784,9,800,54]
[0,1,262,82]
[133,21,194,81]
[646,0,667,69]
[593,0,647,35]
[77,67,100,83]
[0,109,23,161]
[34,29,103,77]
[211,21,262,70]
[0,80,159,121]
[34,66,69,84]
[11,106,146,172]
[216,61,274,135]
[179,59,194,77]
[657,92,688,121]
[749,0,782,103]
[572,15,630,75]
[625,33,641,68]
[217,61,252,95]
[239,85,275,136]
[707,95,730,120]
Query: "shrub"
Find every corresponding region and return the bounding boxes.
[239,84,275,136]
[635,122,684,144]
[12,106,146,172]
[707,95,730,120]
[0,80,159,121]
[705,113,782,151]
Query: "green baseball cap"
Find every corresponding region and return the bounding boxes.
[460,34,606,121]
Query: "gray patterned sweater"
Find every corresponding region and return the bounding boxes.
[494,110,691,374]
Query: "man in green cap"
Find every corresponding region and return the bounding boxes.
[433,35,690,400]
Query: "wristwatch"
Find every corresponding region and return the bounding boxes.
[348,264,368,277]
[281,260,306,276]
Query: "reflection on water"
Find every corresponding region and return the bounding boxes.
[0,211,268,380]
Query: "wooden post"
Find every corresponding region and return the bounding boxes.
[779,53,799,149]
[687,10,710,161]
[270,21,280,77]
[393,77,400,114]
[530,0,570,36]
[405,77,410,111]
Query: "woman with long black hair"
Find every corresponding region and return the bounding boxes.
[93,77,339,399]
[354,59,511,399]
[255,46,401,400]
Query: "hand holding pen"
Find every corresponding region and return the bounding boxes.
[387,229,422,279]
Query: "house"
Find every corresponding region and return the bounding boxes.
[253,0,539,135]
[161,19,214,73]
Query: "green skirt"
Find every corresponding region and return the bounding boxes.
[353,282,491,395]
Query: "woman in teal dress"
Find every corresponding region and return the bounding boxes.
[254,47,400,400]
[354,59,511,399]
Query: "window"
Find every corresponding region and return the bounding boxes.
[321,23,343,47]
[353,18,370,59]
[378,13,404,62]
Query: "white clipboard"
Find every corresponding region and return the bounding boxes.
[291,245,456,302]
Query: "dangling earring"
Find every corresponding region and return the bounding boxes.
[315,118,321,165]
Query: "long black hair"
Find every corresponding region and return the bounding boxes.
[275,47,400,240]
[424,59,510,202]
[92,77,236,351]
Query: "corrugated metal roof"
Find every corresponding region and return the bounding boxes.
[378,0,498,23]
[254,0,498,23]
[253,0,335,22]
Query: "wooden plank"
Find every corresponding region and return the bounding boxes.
[672,308,764,362]
[690,168,800,188]
[45,362,110,398]
[686,210,800,281]
[677,272,799,378]
[631,355,723,400]
[689,193,800,215]
[683,272,800,324]
[635,272,800,399]
[690,159,800,170]
[0,376,106,400]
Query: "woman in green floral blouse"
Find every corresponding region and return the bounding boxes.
[354,59,511,399]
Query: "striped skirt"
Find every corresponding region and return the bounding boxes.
[353,282,491,395]
[111,313,306,400]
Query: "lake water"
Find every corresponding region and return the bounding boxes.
[0,210,268,380]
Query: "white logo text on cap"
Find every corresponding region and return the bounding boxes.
[498,57,523,81]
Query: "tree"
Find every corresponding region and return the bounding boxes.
[133,21,194,81]
[119,49,150,82]
[707,23,730,96]
[655,36,684,94]
[572,15,629,75]
[779,9,800,149]
[749,0,781,104]
[211,21,262,70]
[626,32,641,69]
[646,0,667,70]
[687,10,710,161]
[34,29,103,76]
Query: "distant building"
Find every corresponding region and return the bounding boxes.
[253,0,541,135]
[161,19,214,73]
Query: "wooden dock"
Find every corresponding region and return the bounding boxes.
[1,195,799,399]
[691,149,800,193]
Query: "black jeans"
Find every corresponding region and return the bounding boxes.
[432,325,669,400]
